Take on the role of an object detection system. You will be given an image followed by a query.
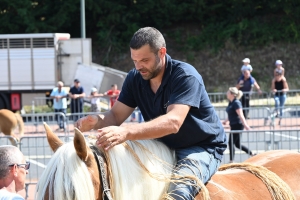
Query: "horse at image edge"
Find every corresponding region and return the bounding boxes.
[36,123,300,200]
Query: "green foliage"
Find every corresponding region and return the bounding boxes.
[1,0,300,64]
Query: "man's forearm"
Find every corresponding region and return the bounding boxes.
[94,112,119,130]
[125,115,178,141]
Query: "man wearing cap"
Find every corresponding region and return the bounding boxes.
[50,81,68,131]
[274,60,285,78]
[69,79,86,122]
[236,68,262,119]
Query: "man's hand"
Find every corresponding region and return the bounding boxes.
[75,115,98,132]
[96,126,128,150]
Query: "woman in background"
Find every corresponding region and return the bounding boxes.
[271,70,289,123]
[223,87,254,163]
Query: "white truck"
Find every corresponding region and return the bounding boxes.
[0,33,127,111]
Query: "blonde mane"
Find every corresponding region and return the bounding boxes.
[35,142,95,200]
[36,137,205,200]
[102,140,176,200]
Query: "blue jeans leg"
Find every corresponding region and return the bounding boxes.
[279,95,286,117]
[55,109,66,129]
[168,146,221,200]
[274,96,280,115]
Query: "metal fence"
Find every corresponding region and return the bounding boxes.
[30,96,110,113]
[209,89,300,107]
[223,129,300,163]
[1,128,300,199]
[1,91,299,199]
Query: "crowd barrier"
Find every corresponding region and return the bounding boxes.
[1,91,299,199]
[32,96,110,113]
[21,112,69,136]
[209,89,300,107]
[1,128,300,199]
[223,129,300,163]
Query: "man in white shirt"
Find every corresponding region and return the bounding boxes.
[50,81,68,131]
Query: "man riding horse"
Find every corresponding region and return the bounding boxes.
[76,27,227,199]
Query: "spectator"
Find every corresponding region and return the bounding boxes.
[69,79,86,122]
[236,69,262,119]
[104,84,120,109]
[239,58,254,86]
[0,145,30,200]
[274,60,285,77]
[89,87,103,112]
[75,27,226,199]
[271,71,289,119]
[50,81,68,131]
[222,87,253,163]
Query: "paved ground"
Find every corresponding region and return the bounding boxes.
[3,117,299,200]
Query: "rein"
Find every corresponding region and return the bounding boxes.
[90,145,113,200]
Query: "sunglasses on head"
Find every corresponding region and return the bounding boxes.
[9,161,30,170]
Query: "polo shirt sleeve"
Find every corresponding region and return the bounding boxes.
[50,88,56,97]
[69,87,74,94]
[237,77,243,83]
[233,100,242,110]
[168,74,203,109]
[63,89,68,96]
[80,87,84,93]
[118,71,137,108]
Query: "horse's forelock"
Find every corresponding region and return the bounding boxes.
[35,142,96,200]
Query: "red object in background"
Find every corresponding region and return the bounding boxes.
[11,93,21,110]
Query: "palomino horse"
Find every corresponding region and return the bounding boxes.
[37,123,299,200]
[0,109,24,146]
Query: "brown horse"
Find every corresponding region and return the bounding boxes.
[37,123,299,200]
[0,109,24,146]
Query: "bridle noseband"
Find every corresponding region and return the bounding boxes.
[90,145,113,200]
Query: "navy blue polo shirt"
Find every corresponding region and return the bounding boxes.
[226,99,242,125]
[237,76,256,93]
[118,54,227,160]
[70,86,84,104]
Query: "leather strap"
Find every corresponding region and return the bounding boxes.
[90,145,113,200]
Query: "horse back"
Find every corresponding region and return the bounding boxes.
[196,150,300,200]
[246,150,300,197]
[203,169,274,200]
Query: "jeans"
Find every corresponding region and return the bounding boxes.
[168,146,221,200]
[54,109,66,129]
[274,95,286,117]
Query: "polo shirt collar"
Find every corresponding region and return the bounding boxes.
[161,54,173,88]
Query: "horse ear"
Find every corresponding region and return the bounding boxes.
[74,128,89,161]
[43,122,63,152]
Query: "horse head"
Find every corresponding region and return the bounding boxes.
[36,123,102,200]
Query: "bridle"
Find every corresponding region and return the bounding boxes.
[90,145,113,200]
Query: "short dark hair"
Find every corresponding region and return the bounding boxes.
[130,27,166,53]
[74,79,80,83]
